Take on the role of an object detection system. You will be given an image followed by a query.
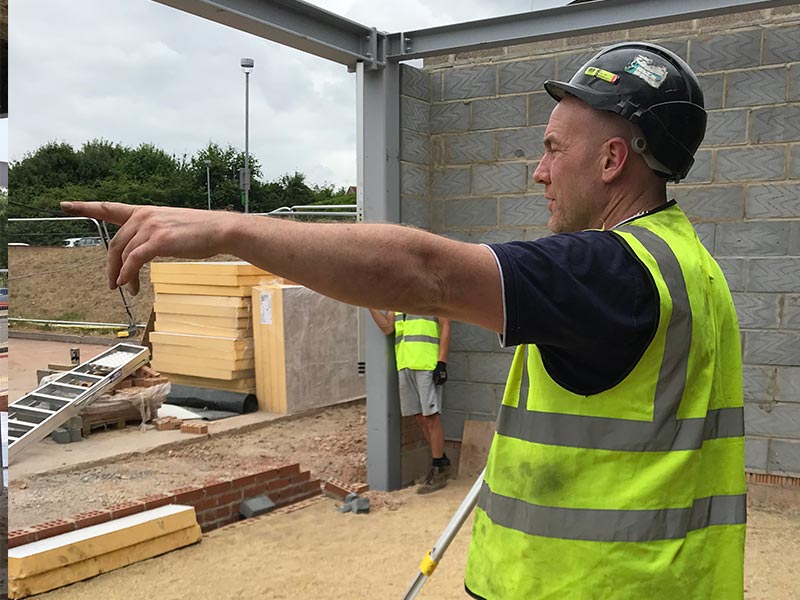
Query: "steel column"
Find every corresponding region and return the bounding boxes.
[357,60,402,491]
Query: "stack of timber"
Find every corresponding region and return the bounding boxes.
[8,505,201,598]
[149,262,281,393]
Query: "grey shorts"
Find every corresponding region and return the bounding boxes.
[398,368,442,417]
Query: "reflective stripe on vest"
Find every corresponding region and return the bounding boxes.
[394,314,440,371]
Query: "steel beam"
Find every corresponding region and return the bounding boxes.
[357,61,402,491]
[152,0,384,69]
[386,0,797,60]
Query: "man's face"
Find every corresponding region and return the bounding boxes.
[533,97,605,234]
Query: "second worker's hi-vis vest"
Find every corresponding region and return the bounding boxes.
[394,314,441,371]
[465,204,746,599]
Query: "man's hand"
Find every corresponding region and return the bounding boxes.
[432,361,448,385]
[60,202,233,295]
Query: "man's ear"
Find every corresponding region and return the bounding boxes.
[601,137,629,184]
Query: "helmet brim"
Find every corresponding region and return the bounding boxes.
[544,80,622,114]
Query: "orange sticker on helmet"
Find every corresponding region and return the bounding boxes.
[584,66,620,84]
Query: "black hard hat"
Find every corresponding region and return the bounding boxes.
[543,42,706,182]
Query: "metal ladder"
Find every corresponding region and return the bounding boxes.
[7,343,150,462]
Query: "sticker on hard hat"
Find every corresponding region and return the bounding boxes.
[624,55,668,89]
[584,67,619,84]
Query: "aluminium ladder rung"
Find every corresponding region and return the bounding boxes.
[8,343,150,462]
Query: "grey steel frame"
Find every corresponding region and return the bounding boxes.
[152,0,793,491]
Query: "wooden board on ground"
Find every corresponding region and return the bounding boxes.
[459,420,496,478]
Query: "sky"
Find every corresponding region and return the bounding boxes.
[9,0,565,189]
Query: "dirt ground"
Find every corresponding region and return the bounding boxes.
[9,401,367,529]
[22,481,800,600]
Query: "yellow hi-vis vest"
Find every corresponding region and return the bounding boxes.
[394,314,441,371]
[464,204,745,599]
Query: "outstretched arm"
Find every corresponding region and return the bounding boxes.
[61,202,504,333]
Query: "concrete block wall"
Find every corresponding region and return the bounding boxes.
[396,6,800,476]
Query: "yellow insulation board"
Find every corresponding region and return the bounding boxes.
[154,293,250,308]
[252,284,288,413]
[9,526,202,599]
[151,261,269,276]
[151,350,253,372]
[154,301,251,319]
[151,342,254,362]
[150,272,279,287]
[154,320,251,337]
[149,331,253,351]
[153,283,263,297]
[152,357,255,380]
[162,372,256,392]
[155,314,252,330]
[9,505,198,578]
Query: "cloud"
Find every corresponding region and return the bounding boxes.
[10,0,564,187]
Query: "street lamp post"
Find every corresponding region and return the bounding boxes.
[204,159,212,210]
[241,57,254,214]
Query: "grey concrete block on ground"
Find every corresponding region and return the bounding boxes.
[776,366,800,403]
[474,163,527,195]
[400,197,429,229]
[445,131,495,164]
[743,365,776,403]
[751,106,800,143]
[716,258,746,292]
[716,146,785,182]
[783,295,800,330]
[401,129,429,164]
[726,69,787,108]
[430,102,469,134]
[716,222,789,257]
[745,402,800,439]
[698,73,724,110]
[471,96,527,130]
[240,496,276,518]
[691,31,761,72]
[769,439,800,476]
[703,110,748,146]
[745,436,769,471]
[401,96,429,134]
[732,292,781,329]
[499,195,549,227]
[499,58,556,94]
[744,330,800,366]
[51,428,71,444]
[431,167,471,197]
[498,127,545,160]
[747,183,800,218]
[443,66,497,100]
[401,163,427,197]
[674,185,744,221]
[763,26,800,65]
[445,198,498,228]
[747,258,800,293]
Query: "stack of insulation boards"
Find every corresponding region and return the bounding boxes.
[150,261,281,393]
[8,505,201,598]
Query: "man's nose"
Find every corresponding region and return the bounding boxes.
[532,157,548,185]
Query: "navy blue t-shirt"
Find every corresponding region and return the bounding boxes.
[488,229,658,396]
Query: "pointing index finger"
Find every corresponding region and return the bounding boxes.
[60,201,137,226]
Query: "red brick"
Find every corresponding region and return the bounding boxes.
[253,468,280,483]
[289,471,311,485]
[202,479,234,496]
[170,486,205,504]
[302,479,322,495]
[8,529,37,549]
[231,473,259,488]
[108,502,145,520]
[241,483,269,498]
[72,510,112,529]
[215,490,244,508]
[322,480,349,501]
[139,494,173,510]
[276,464,301,478]
[267,477,291,491]
[212,506,232,520]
